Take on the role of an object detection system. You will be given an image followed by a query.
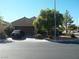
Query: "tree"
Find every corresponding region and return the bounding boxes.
[68,24,77,30]
[63,10,73,34]
[0,16,9,33]
[33,8,64,37]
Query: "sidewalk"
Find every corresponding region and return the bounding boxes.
[45,35,79,44]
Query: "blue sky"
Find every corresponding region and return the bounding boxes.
[0,0,79,25]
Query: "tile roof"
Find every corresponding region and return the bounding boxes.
[12,17,36,26]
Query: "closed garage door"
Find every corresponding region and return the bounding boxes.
[14,26,34,36]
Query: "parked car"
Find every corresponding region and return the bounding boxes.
[11,30,26,40]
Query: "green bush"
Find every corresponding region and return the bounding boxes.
[4,26,14,37]
[34,34,44,39]
[70,34,76,38]
[0,33,6,39]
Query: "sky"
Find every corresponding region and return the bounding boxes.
[0,0,79,25]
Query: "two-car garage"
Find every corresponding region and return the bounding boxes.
[11,17,36,36]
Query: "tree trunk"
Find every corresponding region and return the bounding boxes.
[47,29,53,39]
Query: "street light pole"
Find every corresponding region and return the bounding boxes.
[77,19,78,31]
[54,0,56,39]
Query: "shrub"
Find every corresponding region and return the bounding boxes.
[4,26,14,37]
[0,33,6,39]
[34,34,44,39]
[70,34,76,38]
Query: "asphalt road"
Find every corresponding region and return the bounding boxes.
[0,38,79,59]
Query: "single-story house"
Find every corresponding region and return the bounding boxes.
[11,17,36,36]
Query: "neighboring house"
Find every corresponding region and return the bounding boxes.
[11,17,36,36]
[0,20,9,33]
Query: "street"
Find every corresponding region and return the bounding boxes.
[0,38,79,59]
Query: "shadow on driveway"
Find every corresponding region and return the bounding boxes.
[0,39,13,44]
[46,37,79,44]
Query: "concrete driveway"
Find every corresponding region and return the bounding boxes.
[0,38,79,59]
